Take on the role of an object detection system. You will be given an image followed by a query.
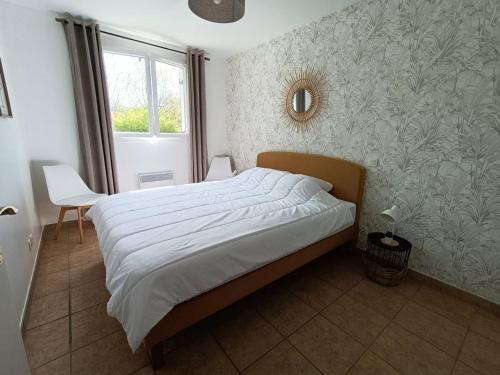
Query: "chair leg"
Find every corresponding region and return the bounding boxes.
[77,207,84,244]
[54,207,66,240]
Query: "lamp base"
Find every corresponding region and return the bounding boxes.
[381,237,400,247]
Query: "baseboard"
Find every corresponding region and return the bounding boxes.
[352,246,500,314]
[20,225,45,331]
[407,269,500,315]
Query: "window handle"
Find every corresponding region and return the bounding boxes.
[0,206,19,216]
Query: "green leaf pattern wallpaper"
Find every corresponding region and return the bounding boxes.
[226,0,500,303]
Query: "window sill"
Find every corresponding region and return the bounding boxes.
[113,133,189,140]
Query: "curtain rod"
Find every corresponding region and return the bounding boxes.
[55,17,210,62]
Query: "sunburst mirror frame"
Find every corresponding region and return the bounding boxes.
[280,67,325,131]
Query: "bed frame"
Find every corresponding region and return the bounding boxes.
[144,151,366,370]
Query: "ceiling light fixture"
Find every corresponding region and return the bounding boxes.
[188,0,245,23]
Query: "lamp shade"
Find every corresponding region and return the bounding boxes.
[380,205,401,224]
[189,0,245,23]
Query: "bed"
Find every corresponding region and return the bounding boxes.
[87,151,365,370]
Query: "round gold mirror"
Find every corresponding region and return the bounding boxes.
[281,67,325,130]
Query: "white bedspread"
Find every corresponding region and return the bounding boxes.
[87,167,356,350]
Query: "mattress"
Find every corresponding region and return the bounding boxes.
[87,167,356,350]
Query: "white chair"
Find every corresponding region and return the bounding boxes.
[43,165,106,243]
[204,156,236,182]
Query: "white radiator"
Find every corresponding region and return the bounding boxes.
[138,171,175,190]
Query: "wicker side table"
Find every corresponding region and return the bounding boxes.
[363,232,412,286]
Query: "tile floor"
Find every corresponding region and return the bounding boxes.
[24,221,500,375]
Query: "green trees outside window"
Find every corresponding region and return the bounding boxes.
[104,51,185,135]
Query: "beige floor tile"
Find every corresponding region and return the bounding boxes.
[289,315,364,375]
[25,290,69,330]
[158,335,238,375]
[68,236,98,248]
[32,269,69,298]
[371,323,455,375]
[42,226,58,240]
[70,261,106,288]
[452,361,482,375]
[348,280,408,319]
[69,247,103,268]
[212,308,282,371]
[39,241,69,259]
[24,317,70,369]
[394,301,467,356]
[70,278,110,313]
[71,330,147,375]
[470,309,500,344]
[27,225,500,375]
[133,366,155,375]
[322,294,389,346]
[459,332,500,375]
[163,321,208,355]
[256,289,316,337]
[32,354,70,375]
[242,340,320,375]
[71,303,121,350]
[391,277,421,299]
[67,238,99,253]
[348,351,400,375]
[289,275,342,311]
[67,221,95,241]
[413,285,476,328]
[44,228,69,243]
[37,254,69,276]
[315,262,363,292]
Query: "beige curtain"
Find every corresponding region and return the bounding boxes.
[187,48,208,183]
[61,15,119,194]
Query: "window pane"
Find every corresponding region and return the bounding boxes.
[104,52,149,133]
[155,61,184,133]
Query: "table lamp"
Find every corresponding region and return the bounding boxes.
[380,205,401,246]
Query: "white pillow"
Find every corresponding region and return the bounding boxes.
[296,174,333,192]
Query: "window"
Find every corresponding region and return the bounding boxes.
[103,51,187,136]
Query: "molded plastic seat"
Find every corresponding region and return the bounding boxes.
[55,193,104,207]
[43,165,106,243]
[204,156,235,182]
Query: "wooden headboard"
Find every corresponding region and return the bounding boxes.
[256,151,366,228]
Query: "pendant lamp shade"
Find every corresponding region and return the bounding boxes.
[189,0,245,23]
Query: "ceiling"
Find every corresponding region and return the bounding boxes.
[10,0,356,57]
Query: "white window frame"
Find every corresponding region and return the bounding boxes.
[103,48,189,138]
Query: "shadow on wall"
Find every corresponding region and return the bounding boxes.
[30,160,78,226]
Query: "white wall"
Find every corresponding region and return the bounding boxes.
[0,108,41,325]
[0,1,82,227]
[0,1,40,323]
[114,136,191,191]
[205,56,227,161]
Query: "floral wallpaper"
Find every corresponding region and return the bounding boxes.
[226,0,500,304]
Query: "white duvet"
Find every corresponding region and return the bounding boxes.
[87,167,355,350]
